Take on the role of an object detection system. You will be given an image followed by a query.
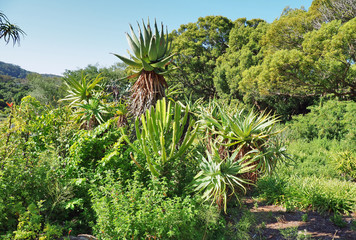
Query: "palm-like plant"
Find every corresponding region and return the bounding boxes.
[113,19,175,117]
[76,98,108,129]
[61,73,104,106]
[0,12,25,45]
[60,73,111,129]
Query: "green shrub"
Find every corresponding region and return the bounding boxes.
[280,138,350,180]
[288,99,356,141]
[11,202,63,240]
[334,150,356,181]
[228,210,256,240]
[257,175,356,213]
[91,172,222,240]
[13,203,43,240]
[67,119,122,170]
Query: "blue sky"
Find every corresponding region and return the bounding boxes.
[1,0,313,76]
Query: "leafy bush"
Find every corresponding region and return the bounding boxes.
[257,175,356,213]
[67,119,123,170]
[91,172,222,240]
[288,99,356,141]
[256,101,356,214]
[333,150,356,181]
[13,203,43,240]
[280,138,353,180]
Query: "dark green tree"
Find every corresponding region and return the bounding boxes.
[213,18,267,100]
[170,16,233,99]
[240,17,356,99]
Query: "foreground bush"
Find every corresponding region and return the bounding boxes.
[91,172,223,240]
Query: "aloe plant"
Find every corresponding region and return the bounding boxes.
[121,98,197,177]
[192,144,258,213]
[76,98,108,129]
[61,73,104,106]
[0,12,25,45]
[113,19,175,117]
[198,100,286,182]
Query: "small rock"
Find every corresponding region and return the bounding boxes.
[62,234,97,240]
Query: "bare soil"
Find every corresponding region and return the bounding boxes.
[227,197,356,239]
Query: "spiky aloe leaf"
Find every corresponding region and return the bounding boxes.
[148,37,158,62]
[157,24,167,59]
[129,24,140,46]
[155,20,161,52]
[126,33,141,59]
[141,59,154,71]
[142,19,151,51]
[151,54,173,68]
[112,53,141,68]
[154,67,178,76]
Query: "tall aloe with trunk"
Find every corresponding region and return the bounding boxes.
[113,19,175,117]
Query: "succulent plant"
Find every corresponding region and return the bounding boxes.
[113,19,175,117]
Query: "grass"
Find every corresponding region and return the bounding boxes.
[255,136,356,214]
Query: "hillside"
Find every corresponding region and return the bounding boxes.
[0,61,62,112]
[0,61,29,78]
[0,61,60,78]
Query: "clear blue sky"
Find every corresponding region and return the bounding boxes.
[1,0,313,76]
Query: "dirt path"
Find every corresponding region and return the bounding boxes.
[227,197,356,239]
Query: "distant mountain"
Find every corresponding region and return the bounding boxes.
[0,61,61,112]
[0,61,29,78]
[0,61,60,78]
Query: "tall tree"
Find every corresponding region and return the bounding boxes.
[261,7,313,51]
[0,12,25,45]
[213,18,267,99]
[309,0,356,28]
[27,73,65,106]
[170,16,233,99]
[240,17,356,99]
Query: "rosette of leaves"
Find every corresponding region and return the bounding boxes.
[192,144,257,213]
[198,101,286,182]
[61,73,104,106]
[0,11,25,45]
[113,19,175,118]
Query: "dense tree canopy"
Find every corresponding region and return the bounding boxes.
[240,16,356,99]
[170,16,233,99]
[167,1,355,119]
[213,18,267,99]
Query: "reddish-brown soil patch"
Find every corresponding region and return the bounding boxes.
[227,197,355,239]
